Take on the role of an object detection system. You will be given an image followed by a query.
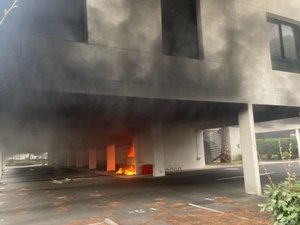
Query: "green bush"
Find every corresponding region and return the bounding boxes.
[271,154,279,160]
[261,154,269,160]
[257,138,298,160]
[260,178,300,225]
[281,151,291,160]
[260,143,300,225]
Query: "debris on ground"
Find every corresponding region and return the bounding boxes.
[50,178,72,184]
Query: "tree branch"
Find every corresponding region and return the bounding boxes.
[0,0,18,26]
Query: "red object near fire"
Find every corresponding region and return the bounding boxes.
[142,164,153,175]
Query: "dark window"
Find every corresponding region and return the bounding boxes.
[267,17,300,73]
[161,0,202,59]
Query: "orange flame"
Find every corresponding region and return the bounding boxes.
[115,145,136,176]
[115,165,136,176]
[128,146,135,158]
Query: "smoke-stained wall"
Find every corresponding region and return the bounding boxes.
[4,0,85,41]
[1,0,300,157]
[0,0,297,106]
[87,0,162,53]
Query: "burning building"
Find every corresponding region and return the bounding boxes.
[1,0,300,196]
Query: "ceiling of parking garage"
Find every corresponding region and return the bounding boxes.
[0,91,299,154]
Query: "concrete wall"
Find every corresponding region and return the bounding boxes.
[135,129,154,174]
[163,125,205,171]
[96,149,107,169]
[87,0,162,53]
[136,125,205,173]
[3,0,85,41]
[228,127,241,158]
[1,0,300,106]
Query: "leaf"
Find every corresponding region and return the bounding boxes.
[277,213,284,220]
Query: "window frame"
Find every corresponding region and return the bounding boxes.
[267,17,300,65]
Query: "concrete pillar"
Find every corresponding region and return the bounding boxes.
[295,129,300,159]
[107,144,116,171]
[238,104,262,195]
[76,151,84,168]
[196,130,206,167]
[134,133,142,175]
[151,123,165,177]
[89,149,97,170]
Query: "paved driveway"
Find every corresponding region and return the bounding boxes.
[1,162,298,225]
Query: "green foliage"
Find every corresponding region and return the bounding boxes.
[259,177,300,225]
[260,142,300,225]
[257,138,298,160]
[261,154,269,160]
[271,154,279,160]
[281,151,291,160]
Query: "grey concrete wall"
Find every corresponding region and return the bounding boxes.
[135,129,154,175]
[3,0,85,41]
[96,149,107,169]
[228,127,241,158]
[1,0,300,107]
[163,125,205,171]
[87,0,162,53]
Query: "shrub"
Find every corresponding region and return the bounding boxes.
[257,138,298,160]
[271,154,279,160]
[260,143,300,225]
[261,154,268,160]
[281,151,291,160]
[259,178,300,225]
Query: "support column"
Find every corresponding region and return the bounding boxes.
[238,104,262,195]
[151,124,165,177]
[76,151,84,168]
[134,133,142,175]
[196,130,206,167]
[295,129,300,159]
[89,149,97,170]
[107,144,116,171]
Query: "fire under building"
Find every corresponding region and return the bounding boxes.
[1,0,300,196]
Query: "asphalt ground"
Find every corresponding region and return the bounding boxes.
[0,161,299,225]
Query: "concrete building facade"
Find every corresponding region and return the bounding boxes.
[1,0,300,195]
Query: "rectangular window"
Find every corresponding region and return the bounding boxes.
[267,17,300,73]
[161,0,202,59]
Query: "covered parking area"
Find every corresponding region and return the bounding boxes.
[1,91,300,196]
